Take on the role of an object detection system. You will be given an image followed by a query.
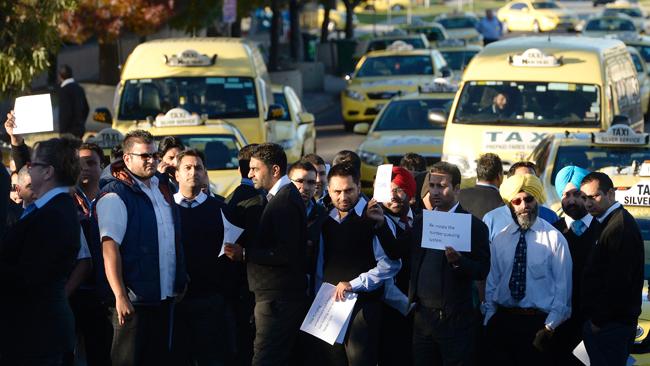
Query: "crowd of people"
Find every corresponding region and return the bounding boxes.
[0,108,644,366]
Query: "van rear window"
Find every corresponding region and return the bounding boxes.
[118,77,258,120]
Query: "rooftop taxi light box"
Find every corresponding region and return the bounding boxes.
[97,38,274,144]
[441,36,643,178]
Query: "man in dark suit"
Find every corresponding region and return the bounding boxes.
[58,65,89,138]
[458,153,504,220]
[245,143,308,366]
[580,172,644,365]
[0,137,81,364]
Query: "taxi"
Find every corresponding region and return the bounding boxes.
[271,84,316,163]
[497,0,579,33]
[436,39,482,82]
[622,34,650,65]
[582,14,639,38]
[401,21,449,46]
[341,42,452,131]
[602,1,649,34]
[352,81,456,193]
[434,12,483,46]
[353,33,429,61]
[627,46,650,118]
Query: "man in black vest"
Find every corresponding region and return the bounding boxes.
[580,172,643,365]
[57,65,89,138]
[172,149,231,365]
[410,162,490,366]
[246,143,307,366]
[317,163,401,366]
[551,166,599,366]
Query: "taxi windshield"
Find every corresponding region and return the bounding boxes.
[632,44,650,64]
[453,81,601,127]
[119,77,258,121]
[440,50,479,71]
[367,38,426,52]
[374,98,452,131]
[603,8,643,18]
[356,55,434,77]
[154,134,241,170]
[551,145,650,185]
[531,2,560,9]
[585,18,636,31]
[437,17,476,29]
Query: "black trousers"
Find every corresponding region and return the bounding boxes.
[232,289,255,366]
[252,297,306,366]
[1,354,64,366]
[550,315,585,366]
[378,303,413,366]
[582,320,636,366]
[412,306,475,366]
[172,293,230,366]
[327,299,381,366]
[486,309,550,366]
[65,289,112,366]
[108,300,173,366]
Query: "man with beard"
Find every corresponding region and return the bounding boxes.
[484,174,572,366]
[549,166,599,365]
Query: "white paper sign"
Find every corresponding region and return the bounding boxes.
[572,341,635,366]
[300,283,358,345]
[219,212,244,257]
[373,164,393,203]
[13,94,54,134]
[421,209,472,252]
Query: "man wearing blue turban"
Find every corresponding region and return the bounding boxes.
[551,166,602,365]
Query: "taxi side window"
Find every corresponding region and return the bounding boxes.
[510,3,527,11]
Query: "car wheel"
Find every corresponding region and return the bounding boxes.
[533,20,540,33]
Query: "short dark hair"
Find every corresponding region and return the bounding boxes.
[251,143,287,175]
[507,161,536,178]
[33,136,81,186]
[399,153,427,172]
[289,161,317,175]
[302,153,325,167]
[332,150,361,174]
[79,142,106,168]
[581,171,614,193]
[327,162,360,185]
[58,64,73,80]
[158,136,185,156]
[123,130,154,153]
[430,161,461,188]
[476,153,503,182]
[237,143,258,178]
[110,143,123,162]
[175,148,205,168]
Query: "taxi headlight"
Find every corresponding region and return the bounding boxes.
[442,153,472,175]
[277,139,296,150]
[345,89,365,101]
[358,150,384,166]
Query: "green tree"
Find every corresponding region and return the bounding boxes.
[0,0,77,97]
[168,0,221,36]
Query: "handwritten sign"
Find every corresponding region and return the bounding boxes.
[373,164,393,203]
[421,209,472,252]
[300,283,358,345]
[13,94,54,134]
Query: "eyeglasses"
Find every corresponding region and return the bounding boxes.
[291,178,317,186]
[129,152,159,161]
[510,196,535,206]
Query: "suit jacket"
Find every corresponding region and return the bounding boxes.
[0,193,80,357]
[226,183,266,249]
[458,184,504,220]
[246,182,307,301]
[582,206,644,326]
[58,82,89,138]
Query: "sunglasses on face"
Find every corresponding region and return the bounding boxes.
[510,196,535,206]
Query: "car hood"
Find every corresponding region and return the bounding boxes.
[359,130,445,156]
[207,170,242,198]
[350,76,438,92]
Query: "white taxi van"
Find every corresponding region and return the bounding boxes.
[441,36,642,177]
[93,38,283,144]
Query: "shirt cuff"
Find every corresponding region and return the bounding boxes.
[349,277,364,292]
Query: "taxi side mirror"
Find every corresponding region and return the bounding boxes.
[93,107,113,124]
[353,122,370,134]
[428,109,448,126]
[266,104,285,121]
[298,112,315,124]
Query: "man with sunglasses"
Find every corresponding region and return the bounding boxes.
[580,172,643,366]
[96,129,186,366]
[484,174,572,366]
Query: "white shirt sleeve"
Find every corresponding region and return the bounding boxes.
[76,228,91,260]
[96,193,128,245]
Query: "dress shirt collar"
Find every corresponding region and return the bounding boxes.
[34,186,70,209]
[268,175,290,198]
[476,182,500,191]
[434,201,459,213]
[174,191,208,208]
[564,213,593,229]
[241,178,254,187]
[329,196,367,221]
[60,78,75,88]
[597,201,621,223]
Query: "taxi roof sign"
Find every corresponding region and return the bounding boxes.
[164,49,216,67]
[386,40,415,52]
[615,180,650,206]
[593,124,649,145]
[154,108,202,128]
[419,78,458,93]
[509,48,562,67]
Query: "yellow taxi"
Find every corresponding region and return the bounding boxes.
[341,42,452,131]
[603,2,649,34]
[627,46,650,118]
[401,21,450,46]
[582,14,639,38]
[436,39,482,83]
[271,84,316,163]
[353,33,430,61]
[352,81,456,193]
[497,0,579,32]
[622,34,650,65]
[434,12,483,46]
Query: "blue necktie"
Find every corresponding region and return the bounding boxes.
[509,230,527,302]
[571,220,586,236]
[20,203,37,219]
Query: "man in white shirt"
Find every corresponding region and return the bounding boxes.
[485,174,572,366]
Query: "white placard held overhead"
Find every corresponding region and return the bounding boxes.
[373,164,393,203]
[219,212,244,257]
[300,283,358,345]
[421,209,472,252]
[13,94,54,134]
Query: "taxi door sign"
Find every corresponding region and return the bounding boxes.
[615,180,650,206]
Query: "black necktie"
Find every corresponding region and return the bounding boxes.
[509,229,527,301]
